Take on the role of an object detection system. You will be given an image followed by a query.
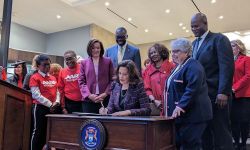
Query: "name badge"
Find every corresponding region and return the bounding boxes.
[174,79,183,83]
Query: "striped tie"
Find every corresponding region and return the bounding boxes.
[192,37,201,59]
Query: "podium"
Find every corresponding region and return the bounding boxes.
[46,114,175,150]
[0,80,32,150]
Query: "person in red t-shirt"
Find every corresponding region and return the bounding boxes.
[29,54,60,150]
[0,66,7,80]
[58,50,83,114]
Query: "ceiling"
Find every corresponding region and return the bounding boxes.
[1,0,250,44]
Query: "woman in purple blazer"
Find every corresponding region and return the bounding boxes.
[99,60,151,116]
[78,39,114,113]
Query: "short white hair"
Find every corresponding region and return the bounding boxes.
[171,38,192,55]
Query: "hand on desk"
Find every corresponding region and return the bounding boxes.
[171,106,185,118]
[154,100,162,108]
[99,107,108,115]
[112,110,131,116]
[62,108,68,114]
[50,102,60,113]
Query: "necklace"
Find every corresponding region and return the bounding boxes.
[120,89,127,98]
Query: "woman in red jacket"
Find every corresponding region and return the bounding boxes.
[143,43,175,115]
[231,39,250,150]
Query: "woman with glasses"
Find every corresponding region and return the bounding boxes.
[58,50,83,114]
[165,38,212,149]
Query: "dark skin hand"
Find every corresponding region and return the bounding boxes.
[62,108,68,114]
[50,102,60,113]
[215,94,228,108]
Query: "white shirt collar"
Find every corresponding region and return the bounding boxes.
[38,70,49,77]
[200,30,209,40]
[118,42,127,51]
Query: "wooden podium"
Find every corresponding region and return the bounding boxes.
[46,114,175,150]
[0,80,32,150]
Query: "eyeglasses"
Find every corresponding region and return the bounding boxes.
[65,57,76,62]
[171,50,182,54]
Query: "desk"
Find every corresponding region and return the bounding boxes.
[0,80,32,150]
[46,114,175,150]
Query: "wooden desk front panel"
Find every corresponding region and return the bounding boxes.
[47,116,175,150]
[0,81,32,150]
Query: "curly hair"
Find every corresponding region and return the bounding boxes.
[148,43,170,63]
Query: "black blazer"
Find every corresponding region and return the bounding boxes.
[167,58,212,123]
[192,31,234,101]
[107,81,151,116]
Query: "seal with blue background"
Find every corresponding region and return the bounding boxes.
[80,119,106,150]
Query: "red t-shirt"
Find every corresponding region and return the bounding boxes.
[29,72,58,104]
[1,70,7,80]
[58,64,82,106]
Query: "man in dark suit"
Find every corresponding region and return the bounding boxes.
[191,13,234,150]
[104,27,141,73]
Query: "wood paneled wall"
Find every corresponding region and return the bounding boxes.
[8,48,64,67]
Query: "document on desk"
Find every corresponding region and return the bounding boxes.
[72,112,112,116]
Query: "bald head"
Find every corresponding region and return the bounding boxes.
[115,27,128,46]
[192,13,207,24]
[116,27,127,34]
[191,13,208,37]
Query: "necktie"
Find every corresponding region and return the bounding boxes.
[193,37,201,59]
[118,46,123,63]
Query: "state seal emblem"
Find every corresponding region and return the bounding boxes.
[80,119,106,150]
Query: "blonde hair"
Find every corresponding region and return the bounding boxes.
[50,63,62,73]
[32,55,39,69]
[231,39,247,55]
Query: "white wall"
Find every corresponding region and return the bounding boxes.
[224,32,250,55]
[46,26,91,57]
[9,23,47,53]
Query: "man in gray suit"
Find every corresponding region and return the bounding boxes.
[104,27,141,73]
[191,13,234,150]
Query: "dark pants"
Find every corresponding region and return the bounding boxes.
[82,96,109,114]
[232,121,250,149]
[30,104,50,150]
[65,97,83,113]
[202,102,234,150]
[231,97,250,149]
[175,122,207,150]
